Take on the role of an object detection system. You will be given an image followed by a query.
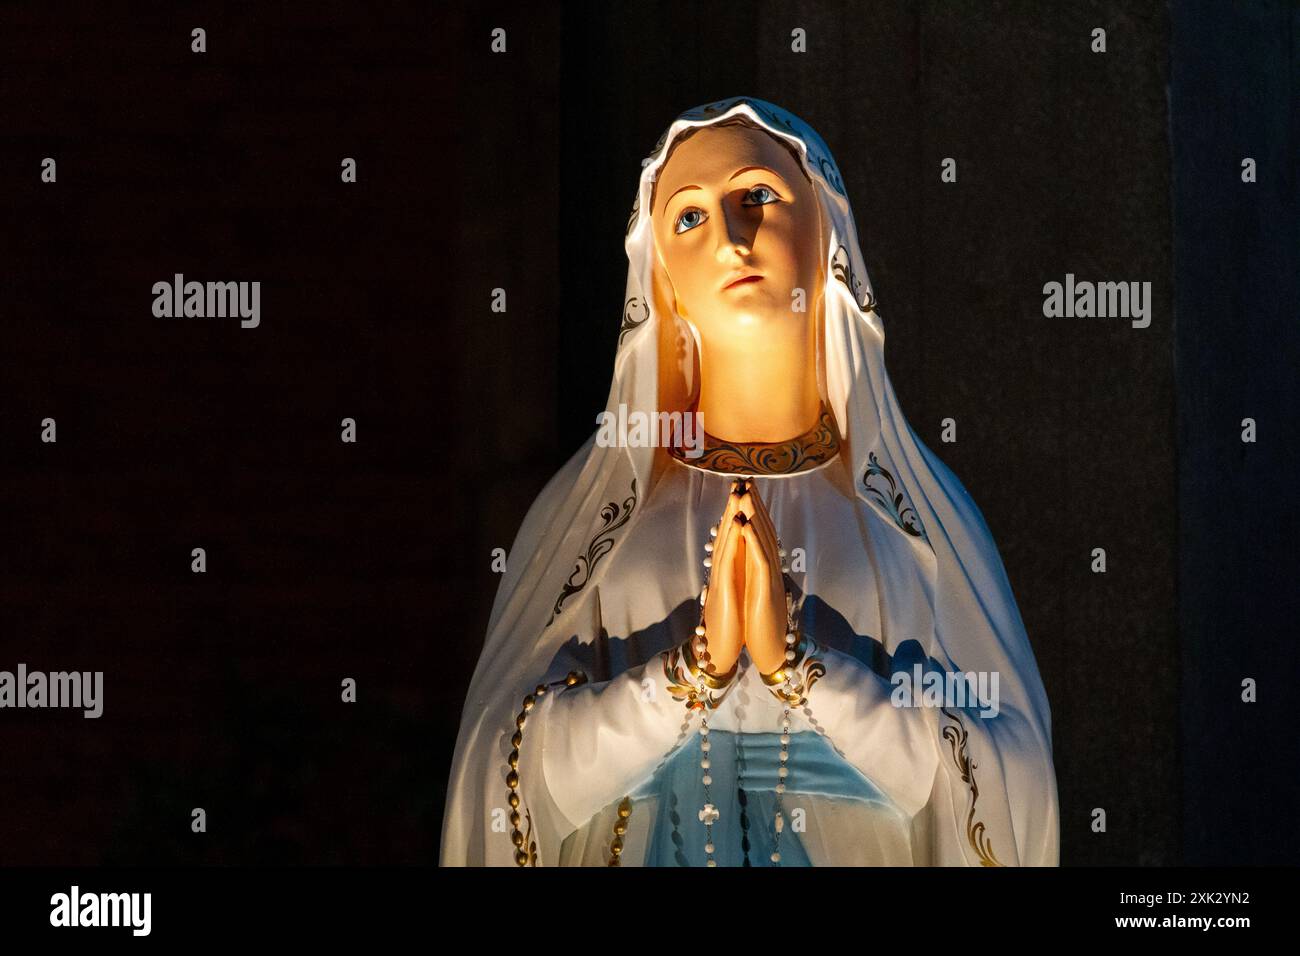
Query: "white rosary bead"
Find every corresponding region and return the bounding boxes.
[694,496,801,868]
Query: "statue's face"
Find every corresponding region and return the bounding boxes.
[652,124,823,340]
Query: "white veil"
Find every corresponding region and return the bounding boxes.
[441,96,1058,866]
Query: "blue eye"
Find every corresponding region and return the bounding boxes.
[675,208,707,234]
[744,185,779,206]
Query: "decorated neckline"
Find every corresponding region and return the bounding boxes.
[668,402,843,477]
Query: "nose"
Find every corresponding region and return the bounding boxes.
[714,204,752,262]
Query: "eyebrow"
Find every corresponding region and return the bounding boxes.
[662,165,785,211]
[727,164,781,182]
[665,184,701,206]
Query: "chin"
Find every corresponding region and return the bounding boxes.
[719,300,795,330]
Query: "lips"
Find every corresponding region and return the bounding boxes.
[722,272,764,291]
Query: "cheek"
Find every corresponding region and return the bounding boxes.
[775,211,822,285]
[661,243,710,305]
[756,216,809,280]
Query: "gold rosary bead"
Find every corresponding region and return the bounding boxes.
[515,713,527,729]
[510,810,521,828]
[515,849,528,866]
[534,684,547,696]
[522,695,535,710]
[512,830,525,848]
[506,769,519,789]
[508,749,519,769]
[511,731,523,748]
[608,796,633,865]
[508,792,520,808]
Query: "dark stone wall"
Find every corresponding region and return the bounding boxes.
[1170,0,1299,865]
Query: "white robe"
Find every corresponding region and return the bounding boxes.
[512,450,1007,866]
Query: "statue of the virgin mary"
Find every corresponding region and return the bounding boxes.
[442,97,1059,866]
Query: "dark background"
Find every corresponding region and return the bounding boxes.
[0,0,1294,867]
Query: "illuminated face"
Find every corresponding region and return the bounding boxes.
[651,124,824,341]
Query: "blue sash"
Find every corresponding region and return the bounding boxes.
[628,730,898,866]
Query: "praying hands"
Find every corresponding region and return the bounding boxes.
[701,477,791,677]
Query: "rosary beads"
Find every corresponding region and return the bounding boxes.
[693,476,800,866]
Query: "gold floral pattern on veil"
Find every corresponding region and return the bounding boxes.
[546,478,638,627]
[668,403,842,477]
[831,245,878,314]
[862,451,929,542]
[617,296,650,346]
[940,706,1005,867]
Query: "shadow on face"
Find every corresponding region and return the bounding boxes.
[651,121,825,343]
